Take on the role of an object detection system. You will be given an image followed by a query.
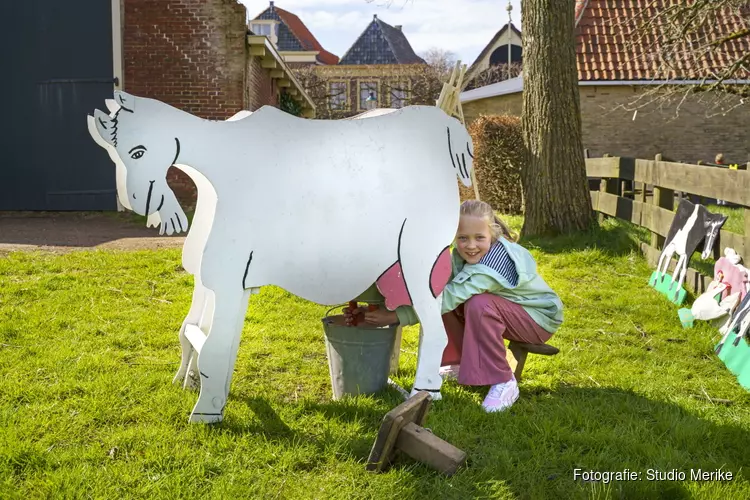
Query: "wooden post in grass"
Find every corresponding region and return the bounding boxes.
[650,153,674,250]
[599,155,619,223]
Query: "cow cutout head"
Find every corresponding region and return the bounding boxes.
[88,91,178,217]
[701,211,728,259]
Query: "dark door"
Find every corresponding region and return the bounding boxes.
[0,0,117,211]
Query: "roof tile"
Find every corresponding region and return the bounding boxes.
[254,5,339,65]
[575,0,750,81]
[339,16,425,65]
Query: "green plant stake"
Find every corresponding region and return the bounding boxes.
[678,308,694,328]
[648,271,687,305]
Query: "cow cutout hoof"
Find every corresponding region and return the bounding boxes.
[189,411,223,424]
[410,388,441,401]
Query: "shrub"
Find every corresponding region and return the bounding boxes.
[460,114,524,214]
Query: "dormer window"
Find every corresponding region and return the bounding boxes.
[250,21,279,45]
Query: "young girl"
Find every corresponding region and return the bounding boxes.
[344,200,563,412]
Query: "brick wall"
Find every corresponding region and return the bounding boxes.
[462,85,750,164]
[123,0,252,209]
[247,56,278,111]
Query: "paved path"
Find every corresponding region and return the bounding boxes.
[0,212,186,253]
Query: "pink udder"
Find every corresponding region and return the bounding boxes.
[375,247,452,311]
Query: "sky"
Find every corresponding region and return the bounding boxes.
[239,0,522,66]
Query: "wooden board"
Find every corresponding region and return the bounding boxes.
[594,192,744,256]
[586,157,620,178]
[586,157,750,206]
[367,391,431,472]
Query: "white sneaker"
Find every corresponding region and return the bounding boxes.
[439,364,460,381]
[482,377,519,413]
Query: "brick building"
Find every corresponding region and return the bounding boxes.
[249,1,339,66]
[328,14,427,114]
[122,0,315,208]
[249,3,432,118]
[462,22,522,91]
[459,0,750,164]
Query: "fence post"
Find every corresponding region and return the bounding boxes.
[650,153,674,250]
[599,159,619,224]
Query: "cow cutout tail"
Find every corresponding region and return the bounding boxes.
[446,125,474,187]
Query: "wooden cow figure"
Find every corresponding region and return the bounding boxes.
[88,91,474,423]
[652,199,727,302]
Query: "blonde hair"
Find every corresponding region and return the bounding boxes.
[715,153,724,164]
[459,200,518,243]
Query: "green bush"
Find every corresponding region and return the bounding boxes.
[461,114,524,214]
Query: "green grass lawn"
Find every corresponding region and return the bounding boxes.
[1,218,748,499]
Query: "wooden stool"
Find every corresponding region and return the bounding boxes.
[367,391,466,476]
[506,341,559,382]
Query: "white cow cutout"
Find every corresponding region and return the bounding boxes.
[88,100,190,236]
[88,91,474,423]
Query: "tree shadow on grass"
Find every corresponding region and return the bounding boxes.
[197,382,748,498]
[424,384,749,499]
[520,218,647,258]
[217,389,409,457]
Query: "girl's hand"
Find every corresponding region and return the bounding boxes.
[343,306,399,327]
[343,306,366,326]
[363,308,399,327]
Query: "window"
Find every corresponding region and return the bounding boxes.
[359,81,378,110]
[389,82,409,108]
[251,23,277,37]
[329,81,348,110]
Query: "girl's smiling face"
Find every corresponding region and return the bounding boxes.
[456,215,493,264]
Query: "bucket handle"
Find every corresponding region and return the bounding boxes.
[325,304,350,318]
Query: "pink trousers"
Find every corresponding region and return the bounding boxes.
[441,293,552,386]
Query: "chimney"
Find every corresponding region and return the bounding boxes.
[395,25,402,31]
[270,1,274,10]
[373,14,378,20]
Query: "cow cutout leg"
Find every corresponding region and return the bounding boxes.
[670,254,685,286]
[224,289,253,398]
[183,289,215,391]
[657,244,675,282]
[173,280,207,386]
[189,287,249,423]
[674,258,689,301]
[396,222,448,399]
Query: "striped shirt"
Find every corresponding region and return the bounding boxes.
[478,241,519,286]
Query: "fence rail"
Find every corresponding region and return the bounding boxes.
[586,156,750,294]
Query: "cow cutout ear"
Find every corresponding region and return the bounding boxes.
[114,91,134,111]
[105,99,119,116]
[93,109,114,146]
[87,114,110,149]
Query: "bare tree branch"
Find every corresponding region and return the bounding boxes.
[611,0,750,114]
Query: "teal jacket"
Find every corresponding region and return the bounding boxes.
[395,238,563,334]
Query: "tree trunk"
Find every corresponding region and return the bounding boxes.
[521,0,595,237]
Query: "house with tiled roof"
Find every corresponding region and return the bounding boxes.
[462,22,522,90]
[315,14,432,117]
[250,1,339,65]
[459,0,750,163]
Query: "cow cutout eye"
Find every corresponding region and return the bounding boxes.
[129,145,147,160]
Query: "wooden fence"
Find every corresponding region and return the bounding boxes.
[586,155,750,295]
